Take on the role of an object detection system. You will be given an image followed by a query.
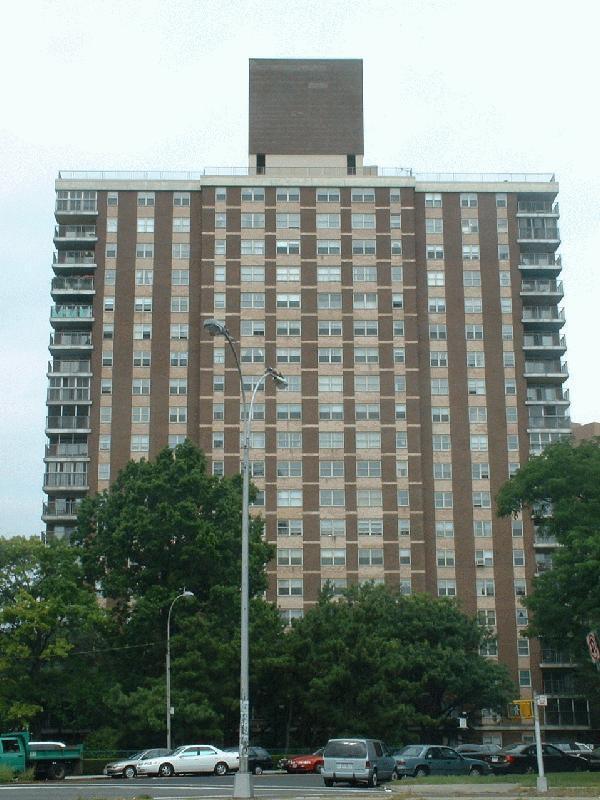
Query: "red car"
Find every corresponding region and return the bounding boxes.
[285,748,324,774]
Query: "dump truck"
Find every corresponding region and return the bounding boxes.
[0,731,83,779]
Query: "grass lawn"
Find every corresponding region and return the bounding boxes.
[401,772,600,786]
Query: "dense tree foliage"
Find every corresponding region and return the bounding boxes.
[496,437,600,669]
[265,583,513,746]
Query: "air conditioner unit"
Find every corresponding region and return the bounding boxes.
[475,558,486,567]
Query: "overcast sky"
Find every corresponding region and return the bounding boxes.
[1,0,598,537]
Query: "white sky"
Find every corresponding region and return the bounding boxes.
[1,0,598,536]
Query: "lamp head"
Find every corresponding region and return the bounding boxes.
[203,319,227,337]
[267,367,288,388]
[182,590,194,598]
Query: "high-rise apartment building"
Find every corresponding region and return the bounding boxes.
[45,59,584,740]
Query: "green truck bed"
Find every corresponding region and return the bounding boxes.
[0,732,83,779]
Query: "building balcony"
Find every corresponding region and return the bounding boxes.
[522,306,565,328]
[524,361,568,382]
[528,416,571,431]
[43,472,88,491]
[526,386,569,404]
[52,251,97,274]
[523,334,566,355]
[55,191,98,222]
[50,305,94,327]
[517,200,559,216]
[45,415,91,433]
[518,253,562,277]
[42,498,82,522]
[47,359,91,376]
[53,225,98,248]
[540,649,575,667]
[520,279,563,301]
[46,387,91,404]
[517,223,560,249]
[534,533,560,548]
[49,332,92,352]
[535,558,554,575]
[51,276,95,297]
[45,442,89,458]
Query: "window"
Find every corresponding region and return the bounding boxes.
[277,548,303,566]
[276,293,301,308]
[278,579,303,597]
[133,297,152,313]
[136,243,154,259]
[356,403,380,420]
[319,375,344,392]
[169,406,187,423]
[352,188,375,202]
[241,213,265,228]
[213,375,224,392]
[396,459,408,477]
[502,324,514,341]
[132,350,151,367]
[355,347,378,363]
[106,218,118,234]
[319,404,344,420]
[428,297,446,313]
[517,638,530,656]
[429,324,447,341]
[137,192,155,207]
[480,640,498,657]
[500,297,512,314]
[395,403,407,420]
[353,320,378,337]
[241,292,265,309]
[392,293,404,309]
[393,320,405,337]
[321,548,347,565]
[133,324,152,340]
[102,350,113,367]
[497,218,508,233]
[357,460,381,478]
[467,351,485,367]
[477,609,496,626]
[505,379,517,395]
[278,519,303,536]
[514,579,527,597]
[105,269,116,286]
[276,187,300,202]
[170,297,189,313]
[172,269,189,286]
[320,489,346,507]
[355,375,380,392]
[432,406,450,423]
[316,213,340,228]
[391,266,403,281]
[460,193,478,208]
[169,378,187,395]
[466,324,484,340]
[468,379,486,395]
[438,579,457,597]
[431,378,449,395]
[427,271,445,287]
[434,462,452,479]
[498,244,510,261]
[320,460,344,477]
[359,519,384,536]
[320,519,346,537]
[474,520,492,537]
[430,351,448,368]
[241,186,264,202]
[519,669,531,687]
[100,407,112,423]
[318,266,341,282]
[173,217,191,233]
[477,579,495,596]
[395,431,407,449]
[499,270,511,287]
[435,491,453,509]
[425,193,442,207]
[469,406,487,423]
[390,214,401,229]
[358,548,384,566]
[173,191,190,207]
[212,403,224,421]
[277,348,301,363]
[170,324,189,340]
[241,266,265,282]
[473,492,492,508]
[426,218,443,234]
[507,434,519,451]
[463,270,481,287]
[318,347,342,364]
[317,188,340,202]
[241,240,265,255]
[356,431,381,449]
[397,489,409,507]
[471,462,490,480]
[169,435,186,448]
[137,217,154,233]
[353,266,377,282]
[172,243,190,260]
[107,192,118,206]
[319,431,344,449]
[278,489,303,507]
[504,351,515,368]
[214,239,226,255]
[132,378,150,395]
[433,434,451,451]
[461,218,479,234]
[352,239,376,255]
[470,434,488,451]
[506,406,518,423]
[240,347,265,364]
[101,378,112,395]
[436,521,454,538]
[465,298,483,314]
[496,193,507,208]
[106,243,117,259]
[277,431,302,449]
[131,407,150,424]
[277,239,300,255]
[437,549,455,567]
[316,239,340,255]
[427,245,444,260]
[241,319,266,337]
[513,549,525,567]
[353,292,377,309]
[277,403,302,420]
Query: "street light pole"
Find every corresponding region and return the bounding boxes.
[203,319,286,800]
[166,590,194,750]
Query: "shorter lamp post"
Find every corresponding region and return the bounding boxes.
[166,590,194,750]
[203,319,287,799]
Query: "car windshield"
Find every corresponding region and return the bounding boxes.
[503,745,526,753]
[126,752,145,761]
[396,745,425,757]
[324,741,367,758]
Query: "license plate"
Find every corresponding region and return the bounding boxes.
[491,757,500,762]
[337,762,353,769]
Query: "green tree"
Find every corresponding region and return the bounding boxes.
[0,537,107,732]
[269,583,513,746]
[496,437,600,668]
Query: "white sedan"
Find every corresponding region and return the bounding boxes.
[136,744,239,777]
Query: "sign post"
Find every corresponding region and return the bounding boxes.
[533,694,547,793]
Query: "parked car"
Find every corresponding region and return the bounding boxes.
[393,745,491,777]
[104,748,173,779]
[553,742,593,755]
[455,744,503,762]
[223,746,273,775]
[284,748,324,774]
[322,738,397,787]
[136,744,239,777]
[489,743,589,774]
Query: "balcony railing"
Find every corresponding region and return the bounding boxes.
[527,387,569,402]
[54,225,97,240]
[46,416,90,430]
[53,251,96,265]
[522,307,565,322]
[50,332,92,347]
[55,199,97,213]
[51,277,95,292]
[42,499,82,517]
[47,388,91,402]
[528,416,571,430]
[523,335,566,349]
[541,649,573,665]
[517,227,560,241]
[535,559,553,573]
[43,473,88,488]
[520,253,561,267]
[534,533,559,547]
[521,280,563,294]
[517,200,559,214]
[45,442,88,457]
[48,360,91,374]
[524,361,568,375]
[51,305,93,320]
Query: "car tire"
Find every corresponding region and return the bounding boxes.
[158,762,174,778]
[214,761,228,776]
[469,766,484,776]
[253,765,263,775]
[391,768,399,781]
[123,766,137,779]
[49,763,66,781]
[323,778,334,787]
[525,765,536,775]
[415,766,429,778]
[315,764,323,774]
[367,769,378,787]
